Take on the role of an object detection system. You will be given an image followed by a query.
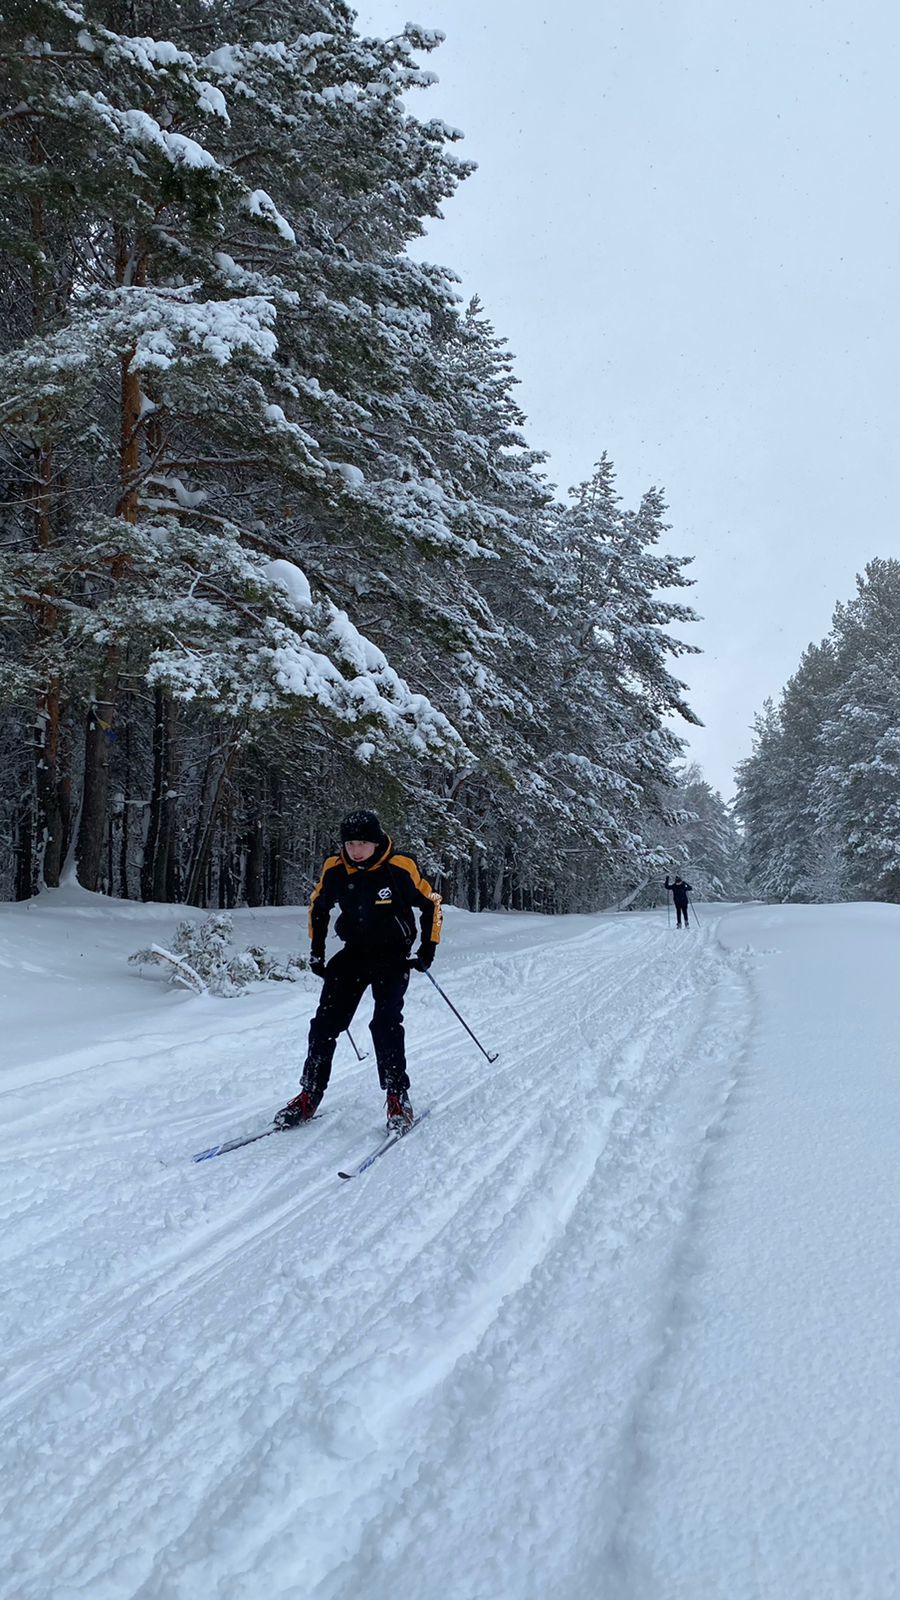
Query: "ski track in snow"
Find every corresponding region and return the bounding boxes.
[1,909,755,1599]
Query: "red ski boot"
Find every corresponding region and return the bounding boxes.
[274,1088,320,1129]
[385,1089,414,1134]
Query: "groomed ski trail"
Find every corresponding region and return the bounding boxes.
[1,908,753,1600]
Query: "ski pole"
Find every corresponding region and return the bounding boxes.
[421,969,499,1063]
[687,895,700,925]
[667,895,671,930]
[345,1028,368,1060]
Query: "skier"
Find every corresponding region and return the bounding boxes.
[664,873,692,928]
[276,810,442,1134]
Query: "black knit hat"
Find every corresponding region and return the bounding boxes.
[340,809,386,846]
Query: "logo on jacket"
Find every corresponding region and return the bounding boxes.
[377,887,392,900]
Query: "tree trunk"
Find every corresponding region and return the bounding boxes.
[142,689,180,902]
[160,696,180,902]
[265,766,284,905]
[218,815,241,910]
[15,797,34,901]
[141,687,164,902]
[76,675,116,892]
[107,800,115,899]
[30,407,67,886]
[244,815,264,906]
[118,697,132,900]
[184,743,240,907]
[26,136,71,892]
[467,847,480,913]
[77,231,145,893]
[35,679,68,887]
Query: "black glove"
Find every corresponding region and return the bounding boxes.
[408,948,434,973]
[309,953,327,979]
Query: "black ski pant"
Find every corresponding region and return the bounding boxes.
[675,901,689,927]
[302,947,411,1100]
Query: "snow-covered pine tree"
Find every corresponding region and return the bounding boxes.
[737,559,900,904]
[2,5,704,913]
[504,455,699,906]
[366,295,556,900]
[200,27,554,823]
[1,0,276,888]
[734,700,795,900]
[815,559,900,900]
[133,9,545,904]
[209,291,558,911]
[771,642,841,900]
[1,0,474,896]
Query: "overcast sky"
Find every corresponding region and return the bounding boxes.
[355,1,900,797]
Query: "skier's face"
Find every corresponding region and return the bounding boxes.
[345,839,377,864]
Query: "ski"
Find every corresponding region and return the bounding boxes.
[337,1108,431,1181]
[192,1114,324,1163]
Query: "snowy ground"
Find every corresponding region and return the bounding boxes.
[2,889,898,1600]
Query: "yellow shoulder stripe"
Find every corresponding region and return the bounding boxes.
[393,855,442,944]
[308,855,341,937]
[392,854,430,895]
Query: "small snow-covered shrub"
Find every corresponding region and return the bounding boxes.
[129,913,307,996]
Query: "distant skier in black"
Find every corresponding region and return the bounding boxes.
[275,810,442,1134]
[664,873,692,928]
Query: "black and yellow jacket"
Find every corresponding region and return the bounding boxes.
[308,838,442,964]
